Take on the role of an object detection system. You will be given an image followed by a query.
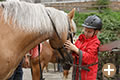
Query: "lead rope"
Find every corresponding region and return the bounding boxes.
[46,10,61,40]
[72,56,77,80]
[72,50,83,80]
[78,50,83,80]
[38,44,45,80]
[30,57,33,79]
[46,10,67,63]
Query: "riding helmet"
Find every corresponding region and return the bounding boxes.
[82,15,102,30]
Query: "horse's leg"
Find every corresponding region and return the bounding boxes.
[63,70,69,80]
[44,64,49,72]
[31,60,45,80]
[46,64,49,72]
[30,58,40,80]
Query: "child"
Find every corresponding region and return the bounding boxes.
[64,15,102,80]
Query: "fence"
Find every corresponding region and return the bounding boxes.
[41,0,120,3]
[43,1,120,12]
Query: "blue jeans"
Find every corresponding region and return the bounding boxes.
[8,60,23,80]
[57,63,63,72]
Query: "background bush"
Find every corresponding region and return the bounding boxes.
[74,10,120,44]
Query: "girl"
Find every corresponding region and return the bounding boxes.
[64,15,102,80]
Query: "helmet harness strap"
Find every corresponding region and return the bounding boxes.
[92,29,96,37]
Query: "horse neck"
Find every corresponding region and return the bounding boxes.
[11,30,50,60]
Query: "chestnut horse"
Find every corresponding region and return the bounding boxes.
[26,12,76,80]
[0,1,76,79]
[28,41,73,80]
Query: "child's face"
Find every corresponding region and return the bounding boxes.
[83,27,98,39]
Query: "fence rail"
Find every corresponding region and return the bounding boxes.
[43,1,120,12]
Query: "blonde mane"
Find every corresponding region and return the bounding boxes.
[0,1,69,35]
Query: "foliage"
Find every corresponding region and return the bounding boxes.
[97,0,110,6]
[74,10,120,44]
[96,0,110,12]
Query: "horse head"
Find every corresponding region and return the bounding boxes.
[49,8,76,49]
[48,8,76,66]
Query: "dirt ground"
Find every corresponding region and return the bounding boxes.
[23,63,72,80]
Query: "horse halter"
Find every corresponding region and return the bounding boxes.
[46,10,74,65]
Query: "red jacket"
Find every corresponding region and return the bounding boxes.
[72,34,100,80]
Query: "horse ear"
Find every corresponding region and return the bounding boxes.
[68,8,75,19]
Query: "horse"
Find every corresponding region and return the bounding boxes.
[24,17,76,80]
[29,41,74,80]
[0,0,76,79]
[24,40,75,80]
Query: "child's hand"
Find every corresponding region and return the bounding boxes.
[64,40,79,53]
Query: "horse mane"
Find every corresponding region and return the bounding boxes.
[0,1,69,36]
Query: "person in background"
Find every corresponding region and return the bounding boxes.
[8,60,23,80]
[57,63,63,72]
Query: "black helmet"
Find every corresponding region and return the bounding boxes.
[82,15,102,30]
